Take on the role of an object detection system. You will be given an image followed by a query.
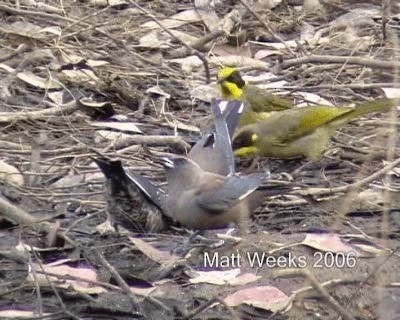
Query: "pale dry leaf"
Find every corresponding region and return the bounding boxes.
[1,21,45,40]
[210,56,270,69]
[0,63,15,73]
[141,9,201,30]
[169,55,203,74]
[0,310,50,318]
[128,237,180,265]
[28,262,106,294]
[330,8,380,30]
[40,26,62,36]
[47,91,65,105]
[108,0,128,6]
[146,85,171,99]
[96,220,115,234]
[130,279,183,298]
[301,233,360,255]
[89,121,143,134]
[250,37,329,50]
[188,268,260,285]
[350,189,384,211]
[59,69,99,85]
[302,0,323,15]
[50,174,86,189]
[89,0,108,6]
[381,88,400,99]
[194,0,220,32]
[254,49,281,60]
[224,285,290,312]
[24,48,55,64]
[17,72,62,90]
[300,22,316,41]
[21,0,63,14]
[255,0,282,10]
[190,82,220,102]
[95,130,132,143]
[0,161,24,186]
[296,92,334,106]
[87,59,110,67]
[139,30,197,49]
[211,44,252,58]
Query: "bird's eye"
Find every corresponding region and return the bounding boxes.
[226,72,245,89]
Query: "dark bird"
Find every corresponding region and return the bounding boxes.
[94,157,170,233]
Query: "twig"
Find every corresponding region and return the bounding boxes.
[93,248,143,315]
[294,157,400,197]
[272,269,356,320]
[0,102,78,123]
[0,196,75,245]
[280,54,400,70]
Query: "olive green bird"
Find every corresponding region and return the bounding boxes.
[231,98,399,160]
[217,67,294,127]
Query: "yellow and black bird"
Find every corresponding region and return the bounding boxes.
[94,157,170,233]
[217,67,294,126]
[231,98,399,160]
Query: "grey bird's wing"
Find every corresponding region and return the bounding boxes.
[189,99,243,176]
[217,99,244,139]
[196,173,264,212]
[125,172,169,217]
[211,98,237,175]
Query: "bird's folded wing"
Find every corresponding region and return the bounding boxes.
[196,173,263,212]
[126,172,169,216]
[212,99,242,175]
[214,99,244,139]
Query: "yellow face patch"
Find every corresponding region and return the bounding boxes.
[218,67,236,80]
[234,146,258,157]
[251,133,258,142]
[220,81,243,99]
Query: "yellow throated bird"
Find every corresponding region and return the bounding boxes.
[217,67,294,127]
[231,98,399,160]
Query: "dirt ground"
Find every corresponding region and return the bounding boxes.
[1,0,400,319]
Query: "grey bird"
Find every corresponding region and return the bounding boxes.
[188,99,244,176]
[158,154,265,231]
[94,157,170,233]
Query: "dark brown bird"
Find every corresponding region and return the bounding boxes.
[94,157,170,233]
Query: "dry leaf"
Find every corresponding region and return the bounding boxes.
[188,268,260,285]
[0,161,24,186]
[296,92,334,106]
[17,72,62,90]
[0,309,50,318]
[224,285,290,312]
[301,233,359,255]
[89,121,143,134]
[169,56,203,74]
[381,88,400,99]
[27,261,106,294]
[129,237,180,265]
[141,9,201,30]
